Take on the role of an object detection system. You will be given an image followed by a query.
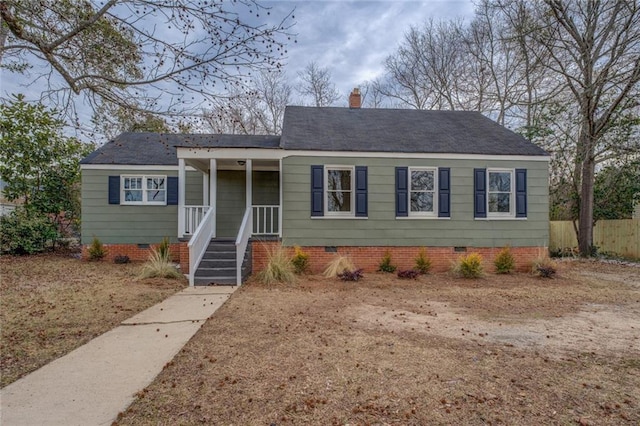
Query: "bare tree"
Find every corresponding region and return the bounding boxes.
[296,61,340,107]
[202,70,291,135]
[498,0,640,255]
[0,0,295,125]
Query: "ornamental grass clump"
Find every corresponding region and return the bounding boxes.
[323,255,355,278]
[494,246,516,274]
[256,245,296,285]
[138,238,182,279]
[414,247,432,274]
[453,252,484,278]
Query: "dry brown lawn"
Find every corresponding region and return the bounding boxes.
[0,253,186,387]
[116,260,640,426]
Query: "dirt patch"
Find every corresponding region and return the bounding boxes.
[353,301,639,357]
[117,260,640,425]
[0,253,186,387]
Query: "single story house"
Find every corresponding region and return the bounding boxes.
[80,90,550,285]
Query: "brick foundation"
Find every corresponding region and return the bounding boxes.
[82,242,189,270]
[252,241,546,274]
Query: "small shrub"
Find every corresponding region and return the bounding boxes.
[453,252,484,278]
[494,246,515,274]
[138,247,183,279]
[338,268,364,282]
[414,248,432,274]
[256,245,296,285]
[88,236,107,260]
[397,269,420,279]
[291,245,310,274]
[531,257,557,278]
[114,255,130,264]
[378,250,397,273]
[0,210,58,255]
[323,255,355,278]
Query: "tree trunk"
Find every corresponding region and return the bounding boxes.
[578,146,595,256]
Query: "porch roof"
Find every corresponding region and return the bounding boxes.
[81,133,281,165]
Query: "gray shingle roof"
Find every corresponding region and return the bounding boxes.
[81,133,281,165]
[280,106,548,156]
[81,108,548,165]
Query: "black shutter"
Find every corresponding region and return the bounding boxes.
[355,166,368,217]
[438,167,450,217]
[515,168,527,218]
[395,167,408,217]
[311,165,324,216]
[474,168,487,218]
[108,176,120,204]
[167,176,178,205]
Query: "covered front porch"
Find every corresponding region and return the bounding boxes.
[176,155,281,286]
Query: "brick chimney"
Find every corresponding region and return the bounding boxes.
[349,88,361,109]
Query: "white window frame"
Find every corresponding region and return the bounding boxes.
[121,175,167,205]
[487,168,515,218]
[408,167,438,217]
[324,165,355,217]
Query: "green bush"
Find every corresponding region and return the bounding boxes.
[494,246,516,274]
[291,245,310,274]
[88,236,107,260]
[378,250,397,273]
[453,252,484,278]
[0,210,58,255]
[414,247,432,274]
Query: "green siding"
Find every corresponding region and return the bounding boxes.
[252,171,279,205]
[81,169,203,244]
[216,171,245,238]
[281,156,549,247]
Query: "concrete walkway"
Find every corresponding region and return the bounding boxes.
[1,286,236,426]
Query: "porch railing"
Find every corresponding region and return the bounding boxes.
[182,205,210,236]
[235,207,253,285]
[252,205,279,235]
[187,207,216,286]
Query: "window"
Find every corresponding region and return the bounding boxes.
[396,167,449,218]
[487,169,513,216]
[325,166,354,215]
[121,175,166,205]
[409,167,437,216]
[311,165,367,218]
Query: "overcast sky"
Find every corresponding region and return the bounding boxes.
[0,0,476,133]
[271,0,475,104]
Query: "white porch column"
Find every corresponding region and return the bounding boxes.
[278,158,283,238]
[209,159,217,238]
[178,158,186,238]
[245,159,252,210]
[202,171,209,206]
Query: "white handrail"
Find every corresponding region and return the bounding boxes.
[182,205,210,236]
[187,207,216,286]
[235,207,253,285]
[252,205,279,235]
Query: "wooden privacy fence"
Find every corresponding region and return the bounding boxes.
[549,219,639,259]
